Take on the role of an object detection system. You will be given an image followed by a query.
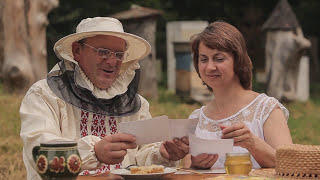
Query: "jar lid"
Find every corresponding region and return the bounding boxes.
[226,152,250,156]
[40,140,77,147]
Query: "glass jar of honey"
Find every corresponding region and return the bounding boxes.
[225,152,252,175]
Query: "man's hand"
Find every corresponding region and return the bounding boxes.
[94,133,137,165]
[191,154,218,169]
[160,137,189,161]
[221,122,257,150]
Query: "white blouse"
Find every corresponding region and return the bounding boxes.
[189,93,289,169]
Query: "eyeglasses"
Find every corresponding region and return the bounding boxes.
[82,42,126,61]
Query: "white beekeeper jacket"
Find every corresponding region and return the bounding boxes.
[20,60,178,180]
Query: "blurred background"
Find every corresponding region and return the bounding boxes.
[0,0,320,179]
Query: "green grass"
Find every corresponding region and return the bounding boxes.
[0,89,25,180]
[284,83,320,145]
[286,100,320,144]
[149,88,201,118]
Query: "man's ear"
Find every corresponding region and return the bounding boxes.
[72,42,82,62]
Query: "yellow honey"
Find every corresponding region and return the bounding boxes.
[225,152,252,175]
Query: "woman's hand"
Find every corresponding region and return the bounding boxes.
[160,137,189,161]
[191,154,219,169]
[220,122,257,150]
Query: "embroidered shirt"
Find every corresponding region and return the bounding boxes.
[20,61,178,180]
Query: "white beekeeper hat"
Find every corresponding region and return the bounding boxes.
[54,17,151,69]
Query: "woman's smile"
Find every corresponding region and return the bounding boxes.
[206,74,221,79]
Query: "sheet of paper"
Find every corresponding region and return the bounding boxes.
[119,116,170,145]
[175,168,226,174]
[119,116,199,145]
[189,133,234,156]
[170,118,198,138]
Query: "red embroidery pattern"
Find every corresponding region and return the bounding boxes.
[109,117,122,169]
[115,164,121,169]
[109,117,118,134]
[97,165,110,173]
[81,170,89,175]
[80,111,89,137]
[91,114,106,138]
[79,114,122,175]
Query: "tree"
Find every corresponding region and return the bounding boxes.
[0,0,58,93]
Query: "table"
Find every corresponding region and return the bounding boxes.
[77,171,222,180]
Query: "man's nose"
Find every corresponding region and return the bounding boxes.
[103,54,118,66]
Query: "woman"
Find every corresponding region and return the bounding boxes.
[161,21,292,169]
[188,21,292,169]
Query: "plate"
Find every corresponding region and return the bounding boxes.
[110,167,177,179]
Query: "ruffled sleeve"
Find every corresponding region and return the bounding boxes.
[76,135,104,170]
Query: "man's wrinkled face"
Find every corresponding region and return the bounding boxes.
[72,35,126,89]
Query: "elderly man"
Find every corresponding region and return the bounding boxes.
[20,17,182,179]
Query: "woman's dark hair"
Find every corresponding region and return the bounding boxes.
[191,21,253,90]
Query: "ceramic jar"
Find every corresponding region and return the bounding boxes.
[32,140,82,180]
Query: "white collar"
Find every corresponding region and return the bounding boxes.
[74,61,140,99]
